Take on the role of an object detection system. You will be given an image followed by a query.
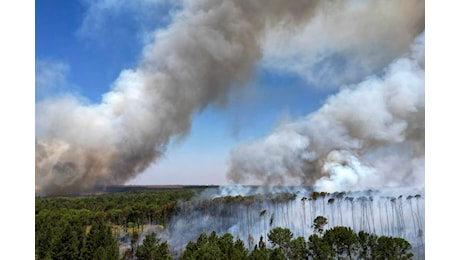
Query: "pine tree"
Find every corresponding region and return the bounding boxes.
[136,232,172,260]
[80,220,119,260]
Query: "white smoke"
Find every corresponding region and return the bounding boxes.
[164,186,425,257]
[228,32,425,192]
[36,0,424,195]
[262,0,425,88]
[36,0,325,195]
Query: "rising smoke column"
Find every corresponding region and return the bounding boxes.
[36,0,424,196]
[227,32,425,192]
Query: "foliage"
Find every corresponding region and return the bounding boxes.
[308,233,334,260]
[35,188,202,258]
[180,224,413,259]
[375,236,414,259]
[80,220,119,260]
[249,236,271,259]
[180,231,249,260]
[36,188,415,259]
[268,227,294,250]
[307,217,414,260]
[49,219,79,260]
[136,232,172,260]
[357,230,378,259]
[322,226,358,258]
[312,216,328,235]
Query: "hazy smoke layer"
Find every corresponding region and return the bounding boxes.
[228,33,425,192]
[36,0,424,195]
[165,187,425,257]
[262,0,425,88]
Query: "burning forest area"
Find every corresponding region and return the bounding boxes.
[35,0,425,259]
[36,185,425,259]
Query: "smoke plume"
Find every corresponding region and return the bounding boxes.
[262,0,425,88]
[227,32,425,192]
[36,0,424,195]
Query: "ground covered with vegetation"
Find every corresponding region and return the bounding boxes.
[35,188,415,259]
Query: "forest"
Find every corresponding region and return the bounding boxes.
[35,187,421,259]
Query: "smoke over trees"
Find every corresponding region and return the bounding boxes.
[35,0,425,195]
[227,33,425,192]
[35,186,424,258]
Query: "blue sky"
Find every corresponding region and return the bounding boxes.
[35,0,333,185]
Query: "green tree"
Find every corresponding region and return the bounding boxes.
[375,236,413,260]
[268,248,286,260]
[50,219,79,260]
[35,218,52,259]
[197,242,225,260]
[267,227,307,260]
[80,220,119,260]
[249,236,271,260]
[267,227,293,251]
[217,233,234,255]
[181,235,224,260]
[308,233,334,260]
[217,233,248,259]
[136,232,172,260]
[181,240,199,260]
[231,238,249,260]
[288,236,307,260]
[306,225,413,260]
[312,216,328,236]
[357,230,378,259]
[323,226,358,259]
[180,232,249,260]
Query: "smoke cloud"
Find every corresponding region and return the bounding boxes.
[262,0,425,88]
[36,0,424,195]
[227,32,425,192]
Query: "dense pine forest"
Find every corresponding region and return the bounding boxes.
[36,187,202,259]
[35,187,420,259]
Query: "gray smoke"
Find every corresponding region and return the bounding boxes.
[262,0,425,88]
[36,0,424,195]
[227,32,425,192]
[164,187,425,257]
